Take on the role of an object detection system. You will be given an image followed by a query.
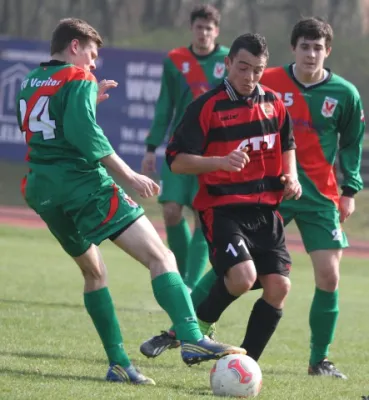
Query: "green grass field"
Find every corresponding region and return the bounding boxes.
[0,225,368,400]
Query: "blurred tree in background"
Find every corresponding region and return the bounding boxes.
[1,0,369,108]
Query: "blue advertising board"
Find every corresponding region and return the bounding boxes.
[0,38,166,171]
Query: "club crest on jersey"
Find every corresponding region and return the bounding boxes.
[182,62,190,74]
[321,96,338,117]
[213,62,225,78]
[361,109,365,122]
[260,102,275,119]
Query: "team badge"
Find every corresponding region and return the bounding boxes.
[260,102,274,119]
[213,62,225,78]
[182,62,190,74]
[321,96,338,117]
[361,109,365,122]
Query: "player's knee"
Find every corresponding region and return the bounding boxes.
[80,262,105,281]
[261,275,291,308]
[148,247,178,277]
[225,262,257,296]
[316,268,340,291]
[162,202,183,226]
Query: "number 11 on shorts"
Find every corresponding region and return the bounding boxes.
[226,239,249,257]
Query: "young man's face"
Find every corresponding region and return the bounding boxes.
[191,18,219,51]
[70,39,98,71]
[225,49,267,96]
[293,37,331,76]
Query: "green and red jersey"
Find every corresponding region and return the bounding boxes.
[145,44,229,150]
[261,64,365,211]
[16,61,114,211]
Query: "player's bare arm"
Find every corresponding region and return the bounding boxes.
[171,150,250,175]
[101,153,159,198]
[281,150,302,200]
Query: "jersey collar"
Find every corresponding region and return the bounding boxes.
[288,63,332,90]
[40,60,69,67]
[224,78,264,104]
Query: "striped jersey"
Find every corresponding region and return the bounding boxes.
[166,79,295,210]
[261,64,365,211]
[145,44,229,151]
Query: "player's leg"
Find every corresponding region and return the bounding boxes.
[140,268,217,358]
[183,177,209,290]
[239,209,291,361]
[159,164,191,277]
[194,207,258,333]
[39,205,154,385]
[296,210,348,379]
[111,213,245,365]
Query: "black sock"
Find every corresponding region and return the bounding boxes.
[241,298,282,361]
[196,276,238,323]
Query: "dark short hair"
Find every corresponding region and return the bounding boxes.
[50,18,103,55]
[190,4,221,26]
[290,17,333,48]
[228,33,269,60]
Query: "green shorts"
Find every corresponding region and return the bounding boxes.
[280,207,349,253]
[37,183,144,257]
[158,161,199,207]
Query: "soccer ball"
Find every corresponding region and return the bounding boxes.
[210,354,262,397]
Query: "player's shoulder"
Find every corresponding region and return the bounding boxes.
[329,72,361,98]
[216,45,230,55]
[187,83,225,111]
[262,65,288,79]
[259,84,281,102]
[167,46,189,58]
[66,66,97,83]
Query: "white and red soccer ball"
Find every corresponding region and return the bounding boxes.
[210,354,262,397]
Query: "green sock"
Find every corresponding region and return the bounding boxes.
[84,287,130,367]
[309,287,339,366]
[152,272,203,343]
[184,228,209,290]
[166,218,191,278]
[169,269,217,333]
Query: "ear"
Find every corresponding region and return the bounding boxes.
[214,26,220,39]
[325,46,332,58]
[70,39,79,55]
[225,56,231,71]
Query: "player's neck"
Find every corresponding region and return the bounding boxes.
[294,64,325,84]
[51,53,70,64]
[191,42,216,56]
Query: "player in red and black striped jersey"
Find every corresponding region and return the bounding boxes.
[140,34,302,362]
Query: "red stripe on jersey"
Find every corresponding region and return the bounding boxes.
[101,184,120,225]
[168,47,210,99]
[261,67,339,208]
[20,175,27,198]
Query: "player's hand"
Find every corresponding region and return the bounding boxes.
[339,196,355,223]
[129,172,160,198]
[141,152,156,175]
[97,79,118,104]
[220,148,250,172]
[280,174,302,200]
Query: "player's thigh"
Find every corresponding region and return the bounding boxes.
[112,215,177,277]
[199,207,255,281]
[158,162,189,206]
[251,209,292,291]
[39,206,91,257]
[295,209,348,253]
[65,183,145,248]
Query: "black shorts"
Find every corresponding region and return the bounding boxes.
[199,205,291,279]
